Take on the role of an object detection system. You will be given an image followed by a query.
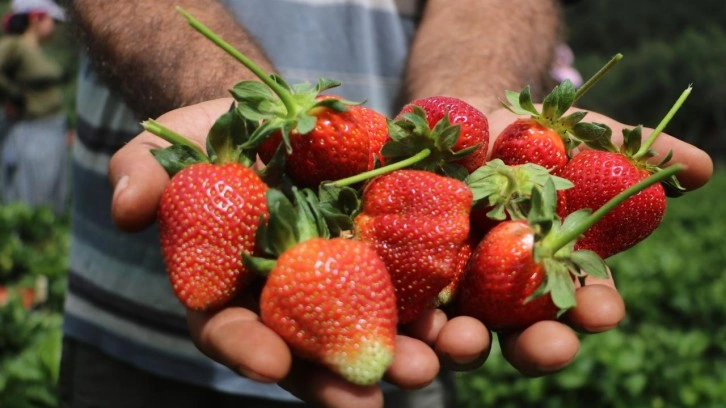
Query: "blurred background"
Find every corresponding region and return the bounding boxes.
[0,0,723,407]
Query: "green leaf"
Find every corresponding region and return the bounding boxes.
[517,86,538,115]
[314,77,342,93]
[570,250,610,279]
[207,105,255,164]
[295,113,317,135]
[572,122,617,152]
[621,126,643,156]
[547,261,578,311]
[150,145,208,177]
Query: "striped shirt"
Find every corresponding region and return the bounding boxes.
[64,0,423,400]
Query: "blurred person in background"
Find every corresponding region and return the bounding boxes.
[0,0,70,216]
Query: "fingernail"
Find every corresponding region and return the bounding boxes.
[113,175,129,202]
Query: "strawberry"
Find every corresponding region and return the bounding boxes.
[179,11,388,188]
[260,237,397,386]
[256,99,388,188]
[490,55,623,173]
[395,96,489,173]
[456,166,683,332]
[245,188,397,386]
[558,87,691,258]
[353,169,473,324]
[144,108,269,311]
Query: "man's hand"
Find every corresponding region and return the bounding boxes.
[108,98,712,406]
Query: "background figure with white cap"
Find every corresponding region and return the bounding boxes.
[0,0,70,215]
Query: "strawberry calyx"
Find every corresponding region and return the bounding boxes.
[244,187,332,276]
[466,159,573,222]
[382,105,479,180]
[179,7,359,153]
[527,164,684,312]
[143,103,260,177]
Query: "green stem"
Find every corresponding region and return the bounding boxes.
[633,86,692,160]
[177,7,299,117]
[142,119,207,158]
[547,163,684,252]
[574,53,623,103]
[326,149,432,187]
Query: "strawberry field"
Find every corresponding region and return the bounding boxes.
[0,169,723,407]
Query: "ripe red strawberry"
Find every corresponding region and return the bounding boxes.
[354,169,473,324]
[158,162,268,310]
[456,166,683,331]
[260,237,397,386]
[457,220,560,331]
[256,98,388,188]
[490,80,610,174]
[144,107,269,311]
[558,87,691,258]
[396,96,489,173]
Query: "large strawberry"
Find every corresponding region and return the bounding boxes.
[558,88,691,258]
[456,166,683,332]
[247,188,398,386]
[353,169,473,324]
[490,55,623,173]
[180,10,387,188]
[144,110,268,311]
[260,237,397,386]
[394,96,489,173]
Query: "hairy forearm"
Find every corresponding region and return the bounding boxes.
[404,0,563,113]
[66,0,274,118]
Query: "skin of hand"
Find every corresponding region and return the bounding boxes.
[108,97,712,407]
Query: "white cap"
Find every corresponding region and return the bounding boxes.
[10,0,66,21]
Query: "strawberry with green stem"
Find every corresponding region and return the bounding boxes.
[558,86,691,259]
[143,109,269,311]
[456,164,684,332]
[490,54,623,173]
[245,187,398,386]
[385,96,489,178]
[178,8,388,188]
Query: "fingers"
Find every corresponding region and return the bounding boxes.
[402,309,492,372]
[650,132,713,191]
[108,98,235,232]
[186,306,292,383]
[499,320,580,377]
[280,361,384,408]
[435,316,491,371]
[385,335,440,390]
[565,282,625,333]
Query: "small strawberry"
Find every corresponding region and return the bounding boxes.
[180,10,387,188]
[456,166,683,331]
[260,237,397,386]
[144,110,268,311]
[247,188,398,386]
[490,55,623,173]
[558,87,691,258]
[353,169,473,324]
[394,96,489,173]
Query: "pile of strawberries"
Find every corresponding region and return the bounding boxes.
[145,10,691,386]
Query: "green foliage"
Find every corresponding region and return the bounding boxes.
[0,203,69,407]
[456,170,726,407]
